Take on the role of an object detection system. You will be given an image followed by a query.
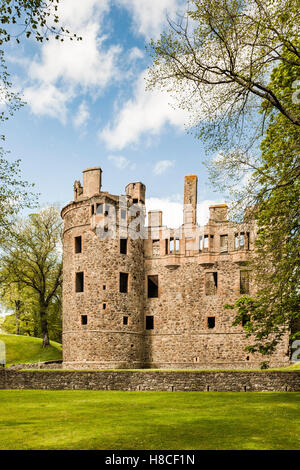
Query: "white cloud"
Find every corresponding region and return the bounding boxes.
[73,102,90,129]
[107,155,136,170]
[23,84,73,122]
[153,160,174,175]
[23,0,121,119]
[128,47,144,61]
[117,0,185,39]
[146,197,225,228]
[99,69,189,150]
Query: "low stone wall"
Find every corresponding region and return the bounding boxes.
[9,361,62,370]
[0,369,299,392]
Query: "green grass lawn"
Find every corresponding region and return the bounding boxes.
[0,390,299,450]
[0,334,62,366]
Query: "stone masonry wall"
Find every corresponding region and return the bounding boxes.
[0,369,299,392]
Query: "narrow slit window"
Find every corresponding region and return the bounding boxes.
[240,232,245,248]
[81,315,87,325]
[76,272,84,293]
[91,205,95,215]
[246,232,250,250]
[120,238,127,255]
[235,233,239,250]
[203,235,209,249]
[165,239,169,255]
[207,317,215,329]
[199,236,203,251]
[75,236,82,254]
[119,272,128,293]
[146,315,154,330]
[148,275,158,298]
[103,303,106,310]
[123,316,128,325]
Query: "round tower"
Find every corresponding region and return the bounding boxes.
[61,167,145,369]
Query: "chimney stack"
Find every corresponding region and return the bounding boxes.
[184,174,198,225]
[83,167,102,198]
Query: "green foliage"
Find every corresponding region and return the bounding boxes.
[227,47,300,355]
[0,391,299,450]
[149,2,300,357]
[0,333,61,365]
[0,206,63,347]
[148,0,300,155]
[0,0,81,45]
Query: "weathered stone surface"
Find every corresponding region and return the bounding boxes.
[61,169,290,370]
[0,369,299,392]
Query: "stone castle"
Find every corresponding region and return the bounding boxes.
[61,167,289,369]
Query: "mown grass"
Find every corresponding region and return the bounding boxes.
[0,334,62,366]
[0,390,299,450]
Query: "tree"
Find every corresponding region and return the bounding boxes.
[0,206,63,347]
[148,0,300,356]
[148,0,300,153]
[0,149,37,240]
[0,1,80,234]
[226,50,300,356]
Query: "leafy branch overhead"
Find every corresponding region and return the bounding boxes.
[148,0,300,152]
[0,0,82,44]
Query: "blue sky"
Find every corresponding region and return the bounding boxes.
[3,0,225,228]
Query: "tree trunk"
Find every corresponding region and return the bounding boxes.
[15,300,21,335]
[40,304,50,348]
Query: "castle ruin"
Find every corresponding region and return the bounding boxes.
[61,167,289,369]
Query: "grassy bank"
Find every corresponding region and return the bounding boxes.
[0,334,62,366]
[0,390,299,450]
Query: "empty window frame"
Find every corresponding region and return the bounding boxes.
[119,272,129,293]
[74,236,82,254]
[207,317,215,329]
[123,316,128,325]
[170,237,175,253]
[240,270,250,294]
[120,238,127,255]
[220,234,228,252]
[75,272,84,293]
[246,232,250,250]
[175,238,180,252]
[96,203,103,215]
[148,275,159,298]
[81,315,87,325]
[165,239,169,255]
[242,314,250,327]
[146,315,154,330]
[203,235,209,250]
[234,233,239,250]
[199,236,203,251]
[205,272,218,295]
[240,232,245,248]
[152,239,160,257]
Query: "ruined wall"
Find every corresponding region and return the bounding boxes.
[61,168,290,370]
